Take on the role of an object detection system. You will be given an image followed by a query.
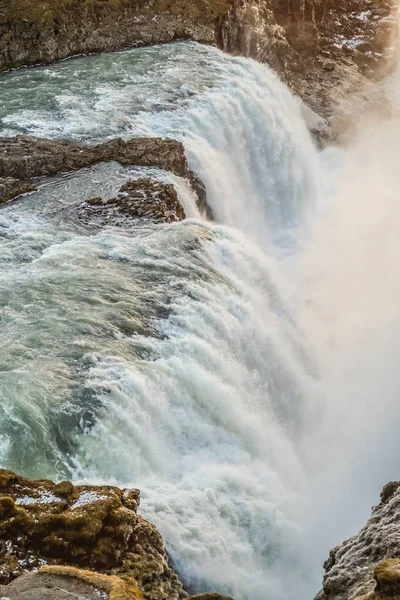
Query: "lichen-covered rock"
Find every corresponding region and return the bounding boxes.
[76,178,186,226]
[316,481,400,600]
[0,468,187,600]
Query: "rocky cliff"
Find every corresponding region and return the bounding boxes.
[316,481,400,600]
[0,468,233,600]
[219,0,398,129]
[0,0,397,123]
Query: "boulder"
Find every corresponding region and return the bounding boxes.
[0,568,143,599]
[0,468,186,600]
[316,481,400,600]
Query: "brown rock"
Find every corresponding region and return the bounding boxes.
[0,0,232,73]
[0,468,187,600]
[0,136,211,217]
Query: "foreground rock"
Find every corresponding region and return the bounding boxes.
[0,135,207,214]
[77,179,186,226]
[316,481,400,600]
[0,568,144,599]
[0,469,235,600]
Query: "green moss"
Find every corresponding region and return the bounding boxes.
[0,497,16,519]
[40,565,144,600]
[375,559,400,584]
[0,470,18,489]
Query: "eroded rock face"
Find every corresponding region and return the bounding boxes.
[77,178,186,226]
[218,0,398,125]
[0,136,189,182]
[316,481,400,600]
[0,468,187,600]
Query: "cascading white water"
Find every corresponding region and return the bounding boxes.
[1,40,399,600]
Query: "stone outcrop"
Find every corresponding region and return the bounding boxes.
[316,481,400,600]
[0,468,234,600]
[0,135,207,215]
[0,568,144,600]
[0,136,189,183]
[77,179,186,226]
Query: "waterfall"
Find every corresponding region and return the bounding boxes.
[1,40,399,600]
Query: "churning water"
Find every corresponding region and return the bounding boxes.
[1,41,399,600]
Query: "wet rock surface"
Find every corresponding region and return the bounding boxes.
[0,177,36,204]
[0,0,231,72]
[0,135,208,217]
[0,136,189,182]
[316,481,400,600]
[76,179,186,226]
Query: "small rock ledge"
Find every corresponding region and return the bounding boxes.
[0,135,210,220]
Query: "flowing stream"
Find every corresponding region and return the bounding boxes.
[1,41,400,600]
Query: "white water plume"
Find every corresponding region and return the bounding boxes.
[1,40,400,600]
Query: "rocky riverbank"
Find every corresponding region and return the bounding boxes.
[0,0,398,127]
[0,468,233,600]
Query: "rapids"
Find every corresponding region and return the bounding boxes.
[1,41,399,600]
